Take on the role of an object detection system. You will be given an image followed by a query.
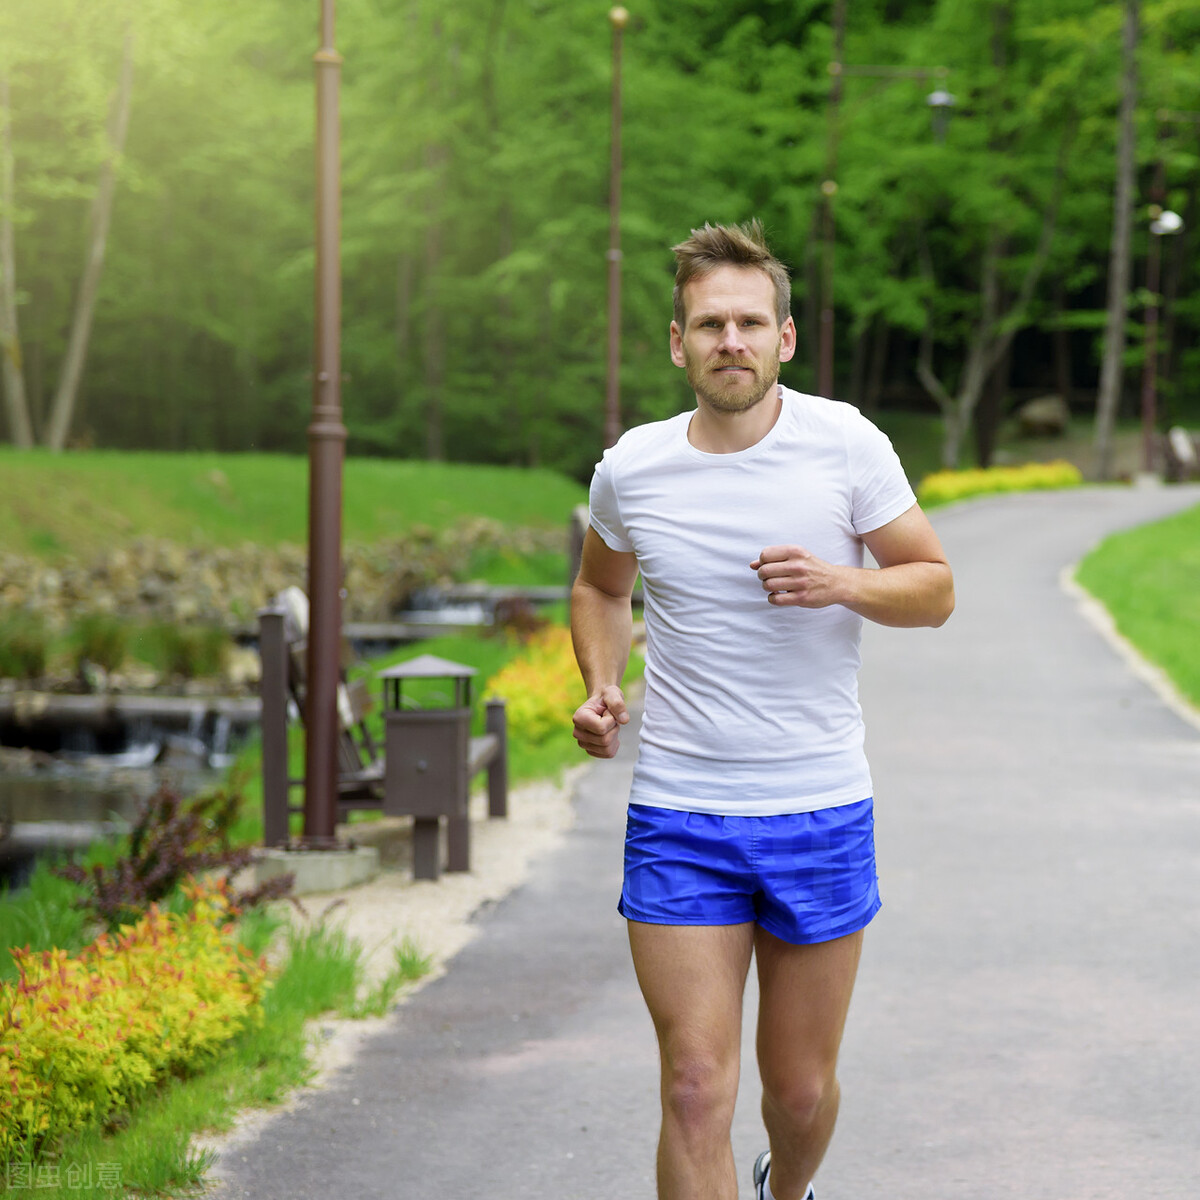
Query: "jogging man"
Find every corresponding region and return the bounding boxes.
[570,220,954,1200]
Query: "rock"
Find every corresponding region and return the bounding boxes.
[1016,394,1071,438]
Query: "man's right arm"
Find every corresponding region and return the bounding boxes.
[570,527,640,759]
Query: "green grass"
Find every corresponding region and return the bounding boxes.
[1075,501,1200,707]
[0,449,586,561]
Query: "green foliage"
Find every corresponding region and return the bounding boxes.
[5,0,1197,471]
[149,621,229,680]
[0,610,49,679]
[0,858,101,984]
[0,879,268,1160]
[54,776,293,932]
[71,613,130,674]
[1075,500,1200,707]
[917,459,1084,506]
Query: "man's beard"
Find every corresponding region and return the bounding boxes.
[684,345,781,414]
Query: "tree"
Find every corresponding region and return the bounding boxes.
[0,70,33,447]
[44,29,134,452]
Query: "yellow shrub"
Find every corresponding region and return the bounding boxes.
[917,459,1083,507]
[484,626,579,745]
[0,879,267,1158]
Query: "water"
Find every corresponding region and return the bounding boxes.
[0,749,225,892]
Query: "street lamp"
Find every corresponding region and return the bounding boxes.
[927,88,956,142]
[818,62,954,398]
[1140,204,1184,473]
[304,0,347,846]
[604,6,628,449]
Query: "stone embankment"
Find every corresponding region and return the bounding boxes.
[0,519,563,630]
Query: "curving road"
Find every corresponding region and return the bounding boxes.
[213,483,1200,1200]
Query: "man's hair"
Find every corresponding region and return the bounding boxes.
[671,219,792,329]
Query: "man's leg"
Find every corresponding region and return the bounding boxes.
[754,927,864,1200]
[628,920,756,1200]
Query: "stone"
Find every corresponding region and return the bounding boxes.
[1016,394,1071,437]
[254,845,380,895]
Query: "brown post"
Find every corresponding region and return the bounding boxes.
[259,608,291,848]
[486,698,508,819]
[604,7,628,449]
[304,0,347,846]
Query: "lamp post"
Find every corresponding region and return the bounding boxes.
[604,6,628,449]
[303,0,347,846]
[817,59,953,398]
[1140,204,1183,473]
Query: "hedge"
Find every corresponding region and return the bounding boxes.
[0,879,267,1159]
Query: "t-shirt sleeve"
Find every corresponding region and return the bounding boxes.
[846,409,918,535]
[588,448,634,553]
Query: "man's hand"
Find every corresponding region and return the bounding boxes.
[572,685,630,758]
[751,545,844,608]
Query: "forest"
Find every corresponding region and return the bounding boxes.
[0,0,1197,481]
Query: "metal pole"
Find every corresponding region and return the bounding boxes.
[304,0,347,846]
[818,0,847,399]
[604,6,628,449]
[1140,223,1162,474]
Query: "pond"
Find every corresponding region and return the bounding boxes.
[0,748,227,891]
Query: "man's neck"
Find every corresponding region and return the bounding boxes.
[686,386,783,454]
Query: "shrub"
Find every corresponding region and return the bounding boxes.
[917,459,1084,507]
[152,622,229,680]
[55,775,293,931]
[483,626,579,745]
[0,878,268,1159]
[0,610,49,679]
[72,612,130,674]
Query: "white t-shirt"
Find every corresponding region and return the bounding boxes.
[588,385,916,816]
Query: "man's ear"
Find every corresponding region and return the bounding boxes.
[669,321,685,368]
[778,315,797,363]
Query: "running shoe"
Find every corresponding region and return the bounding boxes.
[751,1150,816,1200]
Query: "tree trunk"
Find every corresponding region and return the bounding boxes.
[864,314,887,415]
[919,120,1070,469]
[45,30,135,452]
[421,19,451,462]
[1052,282,1074,409]
[974,337,1011,468]
[1093,0,1139,480]
[0,71,33,448]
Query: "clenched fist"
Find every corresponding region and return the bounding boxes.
[572,685,630,758]
[750,545,847,609]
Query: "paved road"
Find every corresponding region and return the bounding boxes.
[214,484,1200,1200]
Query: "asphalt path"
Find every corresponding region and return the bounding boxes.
[213,483,1200,1200]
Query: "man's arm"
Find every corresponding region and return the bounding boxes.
[570,527,640,758]
[751,503,954,629]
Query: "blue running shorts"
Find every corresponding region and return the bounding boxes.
[618,799,881,946]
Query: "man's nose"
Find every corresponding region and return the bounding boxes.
[717,322,747,353]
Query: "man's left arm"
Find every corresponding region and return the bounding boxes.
[752,503,954,629]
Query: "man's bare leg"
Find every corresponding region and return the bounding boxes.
[628,921,756,1200]
[754,927,864,1200]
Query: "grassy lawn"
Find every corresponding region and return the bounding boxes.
[0,449,586,560]
[1075,500,1200,708]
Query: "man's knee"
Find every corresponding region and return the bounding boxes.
[762,1066,840,1133]
[661,1050,739,1135]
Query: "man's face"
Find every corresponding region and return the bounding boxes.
[669,265,796,414]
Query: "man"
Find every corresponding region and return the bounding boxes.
[570,220,953,1200]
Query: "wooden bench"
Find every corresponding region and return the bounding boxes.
[258,588,507,879]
